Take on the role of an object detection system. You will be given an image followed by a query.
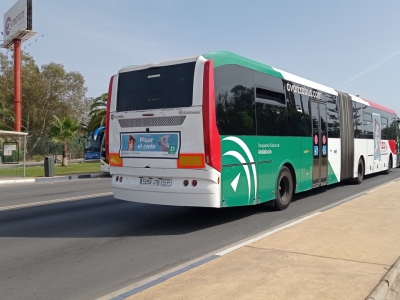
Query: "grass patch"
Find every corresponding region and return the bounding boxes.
[0,161,101,178]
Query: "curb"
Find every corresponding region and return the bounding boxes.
[0,173,110,185]
[366,257,400,300]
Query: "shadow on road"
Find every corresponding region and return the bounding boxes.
[0,170,396,238]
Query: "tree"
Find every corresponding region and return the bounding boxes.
[86,93,107,133]
[0,100,15,131]
[0,51,89,154]
[49,116,80,166]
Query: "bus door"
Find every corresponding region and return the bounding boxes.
[311,101,328,187]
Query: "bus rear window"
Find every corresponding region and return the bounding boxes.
[117,62,195,112]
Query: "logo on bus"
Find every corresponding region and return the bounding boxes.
[222,136,258,203]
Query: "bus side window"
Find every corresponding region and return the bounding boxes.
[381,117,388,139]
[214,65,256,136]
[363,113,373,139]
[353,101,362,138]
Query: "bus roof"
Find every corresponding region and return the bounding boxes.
[203,51,338,96]
[117,51,397,116]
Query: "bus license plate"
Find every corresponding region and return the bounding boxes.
[140,178,172,187]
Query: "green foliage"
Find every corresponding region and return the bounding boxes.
[0,161,100,177]
[49,116,80,165]
[31,154,42,162]
[50,116,80,144]
[0,101,15,131]
[0,51,90,154]
[82,93,108,133]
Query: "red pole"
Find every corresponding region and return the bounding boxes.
[13,39,22,132]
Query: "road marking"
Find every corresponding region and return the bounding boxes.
[100,175,400,300]
[0,179,35,185]
[0,192,113,212]
[102,211,322,300]
[216,212,321,256]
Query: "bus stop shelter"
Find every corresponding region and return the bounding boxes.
[0,130,28,178]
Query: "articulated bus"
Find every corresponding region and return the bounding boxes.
[106,51,399,210]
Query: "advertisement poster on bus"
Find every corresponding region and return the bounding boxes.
[373,113,381,160]
[119,132,180,159]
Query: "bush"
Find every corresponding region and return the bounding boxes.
[32,154,42,162]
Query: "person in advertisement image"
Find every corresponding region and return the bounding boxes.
[127,135,135,151]
[158,135,170,152]
[373,114,381,160]
[120,132,180,158]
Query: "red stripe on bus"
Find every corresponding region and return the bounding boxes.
[389,140,397,154]
[105,76,114,164]
[363,99,398,116]
[203,60,221,172]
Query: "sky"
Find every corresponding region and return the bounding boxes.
[1,0,400,115]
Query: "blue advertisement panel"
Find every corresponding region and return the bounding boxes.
[120,132,180,159]
[373,113,381,161]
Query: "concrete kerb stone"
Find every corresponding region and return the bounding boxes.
[366,257,400,300]
[0,173,109,185]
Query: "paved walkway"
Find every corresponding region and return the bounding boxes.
[125,180,400,300]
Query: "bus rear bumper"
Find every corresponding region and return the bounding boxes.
[112,175,221,208]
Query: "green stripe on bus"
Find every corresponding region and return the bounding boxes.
[203,51,284,79]
[328,161,339,184]
[220,135,312,207]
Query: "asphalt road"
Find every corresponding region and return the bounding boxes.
[0,169,399,300]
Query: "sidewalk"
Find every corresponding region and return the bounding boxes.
[0,172,109,185]
[123,180,400,300]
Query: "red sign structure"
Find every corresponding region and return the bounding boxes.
[1,0,35,132]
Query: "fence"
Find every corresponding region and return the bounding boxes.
[0,133,85,178]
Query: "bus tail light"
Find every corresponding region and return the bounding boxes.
[109,153,123,167]
[183,180,189,187]
[191,180,197,187]
[177,154,205,169]
[105,76,114,164]
[203,60,221,172]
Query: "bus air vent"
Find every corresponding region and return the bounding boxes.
[118,116,186,128]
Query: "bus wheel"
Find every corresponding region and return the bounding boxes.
[384,156,392,175]
[354,158,364,184]
[275,167,293,211]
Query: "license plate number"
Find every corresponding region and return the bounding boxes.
[140,178,172,187]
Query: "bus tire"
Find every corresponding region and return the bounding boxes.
[353,158,364,184]
[384,156,392,175]
[274,166,293,211]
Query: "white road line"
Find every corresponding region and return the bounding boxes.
[0,179,35,185]
[100,175,400,300]
[0,192,113,212]
[216,212,321,256]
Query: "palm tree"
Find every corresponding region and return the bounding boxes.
[87,93,107,132]
[49,116,80,166]
[0,101,16,131]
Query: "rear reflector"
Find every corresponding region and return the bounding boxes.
[177,154,205,169]
[109,153,123,167]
